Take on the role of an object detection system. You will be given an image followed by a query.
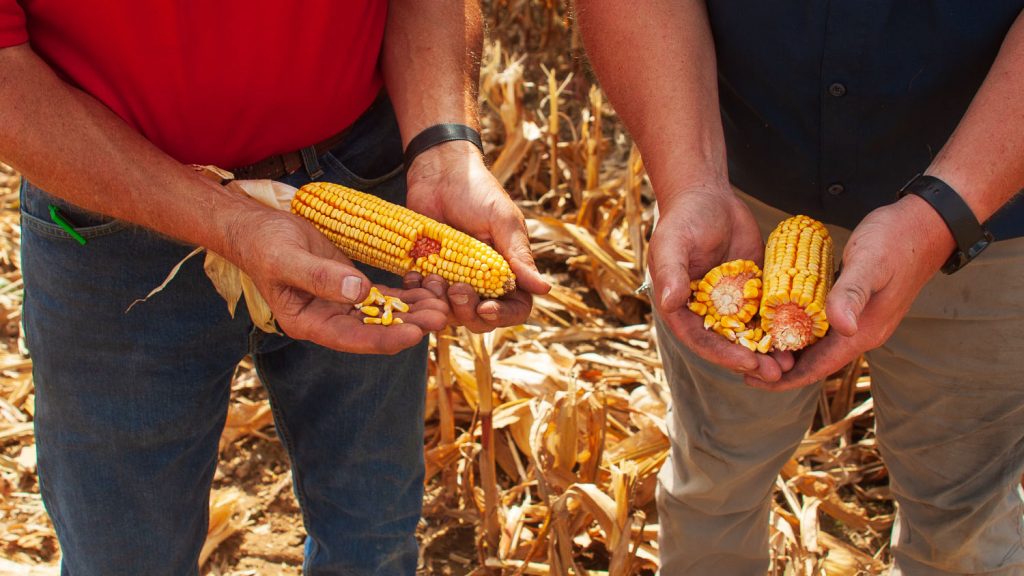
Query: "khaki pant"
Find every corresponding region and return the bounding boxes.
[655,192,1024,575]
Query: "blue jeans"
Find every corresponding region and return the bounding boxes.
[22,98,428,575]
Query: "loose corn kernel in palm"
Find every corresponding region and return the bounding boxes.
[291,182,516,298]
[735,327,773,353]
[355,286,407,326]
[760,215,834,351]
[358,287,387,310]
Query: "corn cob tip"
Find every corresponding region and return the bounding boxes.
[502,277,516,296]
[764,303,818,351]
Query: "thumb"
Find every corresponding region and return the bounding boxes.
[492,212,551,296]
[648,242,691,314]
[277,248,371,305]
[826,255,881,337]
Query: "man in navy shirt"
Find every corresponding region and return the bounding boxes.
[579,2,1023,574]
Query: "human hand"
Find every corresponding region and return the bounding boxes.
[405,142,550,332]
[651,188,795,381]
[745,195,955,390]
[224,202,449,354]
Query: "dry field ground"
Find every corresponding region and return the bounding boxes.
[1,3,895,575]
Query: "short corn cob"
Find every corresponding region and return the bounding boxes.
[688,259,772,353]
[291,182,516,298]
[760,215,833,351]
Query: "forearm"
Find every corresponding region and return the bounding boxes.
[925,11,1024,222]
[576,0,728,205]
[382,0,482,148]
[0,44,258,259]
[380,0,549,309]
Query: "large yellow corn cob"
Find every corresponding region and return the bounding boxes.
[291,182,516,298]
[687,259,772,353]
[760,215,833,351]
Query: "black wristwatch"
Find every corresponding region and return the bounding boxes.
[897,174,993,274]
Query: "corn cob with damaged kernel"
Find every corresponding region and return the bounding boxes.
[291,182,516,298]
[760,215,833,351]
[687,259,772,353]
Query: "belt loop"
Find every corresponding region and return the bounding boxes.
[300,145,324,180]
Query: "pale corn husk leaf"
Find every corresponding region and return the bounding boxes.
[795,398,874,459]
[203,179,297,333]
[0,558,59,575]
[799,497,823,553]
[125,246,204,312]
[203,250,243,317]
[790,471,888,532]
[218,397,274,450]
[239,271,276,334]
[199,488,251,567]
[229,179,297,211]
[131,179,296,330]
[819,531,888,574]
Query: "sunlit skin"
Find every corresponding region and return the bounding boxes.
[383,0,551,334]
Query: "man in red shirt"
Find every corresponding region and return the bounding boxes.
[0,2,549,574]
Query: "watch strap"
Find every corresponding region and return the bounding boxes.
[897,174,993,274]
[403,123,484,171]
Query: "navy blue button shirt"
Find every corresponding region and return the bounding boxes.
[708,2,1023,240]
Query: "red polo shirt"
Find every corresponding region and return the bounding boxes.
[0,1,387,168]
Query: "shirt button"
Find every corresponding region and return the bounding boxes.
[827,183,845,196]
[828,82,847,97]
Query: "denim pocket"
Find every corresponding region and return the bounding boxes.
[320,95,405,190]
[19,180,129,241]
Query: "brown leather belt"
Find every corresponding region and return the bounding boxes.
[229,128,350,181]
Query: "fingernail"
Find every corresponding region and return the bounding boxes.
[660,286,673,307]
[845,309,858,327]
[342,276,362,301]
[451,294,469,305]
[480,311,498,322]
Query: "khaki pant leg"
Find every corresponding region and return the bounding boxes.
[655,191,833,575]
[655,190,1024,574]
[654,314,821,575]
[865,236,1024,575]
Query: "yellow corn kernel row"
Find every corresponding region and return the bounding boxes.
[687,259,771,353]
[291,182,516,299]
[760,215,833,351]
[356,286,406,326]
